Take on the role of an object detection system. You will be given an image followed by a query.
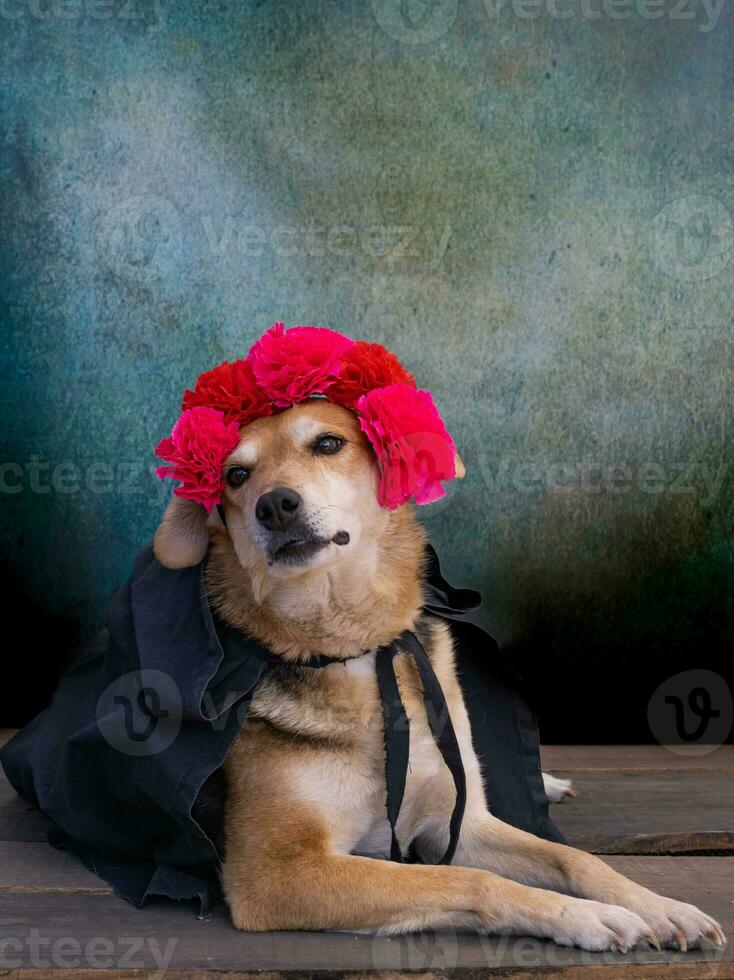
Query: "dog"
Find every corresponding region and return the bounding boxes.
[154,398,725,951]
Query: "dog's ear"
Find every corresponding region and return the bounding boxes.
[154,496,213,569]
[454,452,466,479]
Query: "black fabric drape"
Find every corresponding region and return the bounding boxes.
[0,542,562,914]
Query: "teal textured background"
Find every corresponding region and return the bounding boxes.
[1,0,732,737]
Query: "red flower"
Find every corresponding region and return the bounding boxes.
[182,358,272,425]
[328,341,416,410]
[357,384,456,509]
[155,406,241,512]
[248,322,355,407]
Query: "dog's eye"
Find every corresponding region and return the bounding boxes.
[312,434,345,456]
[226,466,250,488]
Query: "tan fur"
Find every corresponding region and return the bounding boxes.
[154,496,212,568]
[158,401,725,950]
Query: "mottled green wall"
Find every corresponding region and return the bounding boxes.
[1,0,732,737]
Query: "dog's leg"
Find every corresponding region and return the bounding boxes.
[223,813,660,949]
[437,812,725,950]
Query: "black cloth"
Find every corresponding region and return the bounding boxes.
[0,542,563,914]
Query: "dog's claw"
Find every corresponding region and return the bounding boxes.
[672,927,688,952]
[646,933,661,951]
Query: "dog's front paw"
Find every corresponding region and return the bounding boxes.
[626,893,725,951]
[546,898,656,952]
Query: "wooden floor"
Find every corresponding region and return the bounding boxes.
[1,731,731,978]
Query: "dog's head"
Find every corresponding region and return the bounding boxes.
[155,398,465,577]
[153,326,466,579]
[154,399,393,574]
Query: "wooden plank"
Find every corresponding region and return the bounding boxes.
[541,744,734,772]
[0,842,111,893]
[0,858,729,972]
[2,751,732,853]
[552,771,733,855]
[573,831,734,857]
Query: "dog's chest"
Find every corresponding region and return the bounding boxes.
[237,629,482,853]
[247,645,461,788]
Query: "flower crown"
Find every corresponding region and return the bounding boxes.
[155,323,457,512]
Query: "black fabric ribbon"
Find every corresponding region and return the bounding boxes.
[375,630,466,864]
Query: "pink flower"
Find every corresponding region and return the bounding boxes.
[357,384,456,509]
[328,341,416,411]
[155,406,241,512]
[182,358,272,426]
[248,322,355,407]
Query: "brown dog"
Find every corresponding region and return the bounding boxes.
[154,399,725,950]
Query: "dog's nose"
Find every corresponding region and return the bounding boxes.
[255,487,302,531]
